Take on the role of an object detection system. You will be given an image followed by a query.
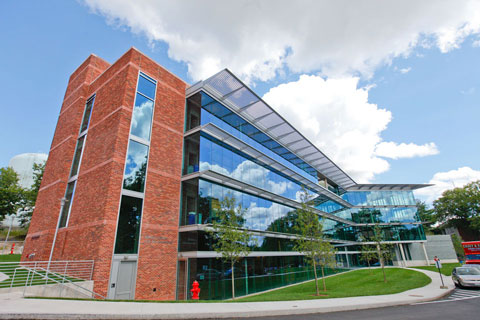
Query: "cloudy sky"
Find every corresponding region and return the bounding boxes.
[1,0,480,203]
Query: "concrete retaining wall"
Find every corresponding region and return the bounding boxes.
[0,280,94,299]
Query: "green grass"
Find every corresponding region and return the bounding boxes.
[236,268,431,302]
[0,254,21,262]
[25,268,431,303]
[411,263,461,276]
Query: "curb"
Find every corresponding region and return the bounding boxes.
[0,269,456,319]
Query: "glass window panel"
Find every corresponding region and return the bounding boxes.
[131,93,154,141]
[59,181,76,228]
[114,195,143,254]
[137,74,156,99]
[123,140,149,192]
[80,97,94,133]
[70,136,85,177]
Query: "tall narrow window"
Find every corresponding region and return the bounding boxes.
[59,181,76,228]
[113,72,157,255]
[80,96,95,134]
[123,141,149,192]
[59,95,95,228]
[114,196,143,254]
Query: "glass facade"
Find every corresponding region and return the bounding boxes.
[181,178,307,234]
[186,92,322,185]
[179,86,427,300]
[185,256,345,300]
[341,191,416,206]
[183,133,314,203]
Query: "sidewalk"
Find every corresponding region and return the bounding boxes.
[0,268,454,319]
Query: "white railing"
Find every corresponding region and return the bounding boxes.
[21,266,105,299]
[0,260,94,290]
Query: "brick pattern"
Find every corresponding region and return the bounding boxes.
[23,48,187,300]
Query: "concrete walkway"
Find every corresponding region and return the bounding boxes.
[0,268,454,319]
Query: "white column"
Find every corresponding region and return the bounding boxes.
[421,242,430,265]
[398,243,407,267]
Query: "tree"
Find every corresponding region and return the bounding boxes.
[294,187,336,294]
[18,161,45,227]
[207,194,253,299]
[433,181,480,235]
[359,237,377,270]
[368,225,394,283]
[450,234,465,261]
[415,200,435,234]
[0,167,24,221]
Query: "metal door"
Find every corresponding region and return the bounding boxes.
[113,260,137,300]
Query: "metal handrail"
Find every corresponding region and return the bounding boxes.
[20,266,105,299]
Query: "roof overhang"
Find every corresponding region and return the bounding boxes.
[186,69,356,190]
[346,184,434,191]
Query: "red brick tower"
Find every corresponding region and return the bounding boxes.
[22,48,187,300]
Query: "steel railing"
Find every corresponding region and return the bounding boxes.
[20,266,105,299]
[0,260,94,290]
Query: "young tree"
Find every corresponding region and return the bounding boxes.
[18,161,45,227]
[294,187,336,294]
[369,225,393,283]
[0,167,24,221]
[207,194,253,299]
[359,239,377,270]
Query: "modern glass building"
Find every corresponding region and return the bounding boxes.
[23,48,431,301]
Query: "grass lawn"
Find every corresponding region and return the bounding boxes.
[0,254,21,262]
[411,263,461,276]
[236,268,431,302]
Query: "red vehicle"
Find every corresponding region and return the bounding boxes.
[462,241,480,264]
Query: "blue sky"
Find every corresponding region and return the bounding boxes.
[1,0,479,202]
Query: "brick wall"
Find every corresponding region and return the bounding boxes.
[23,48,187,300]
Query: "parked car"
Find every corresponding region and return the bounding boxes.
[452,267,480,288]
[462,264,480,270]
[223,267,246,279]
[196,269,223,281]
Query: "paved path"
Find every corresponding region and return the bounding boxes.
[0,268,454,319]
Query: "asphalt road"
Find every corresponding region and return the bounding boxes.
[223,289,480,320]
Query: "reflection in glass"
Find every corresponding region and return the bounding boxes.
[131,93,154,141]
[114,196,143,254]
[137,74,156,100]
[80,97,95,133]
[70,136,85,177]
[59,181,76,228]
[123,141,149,192]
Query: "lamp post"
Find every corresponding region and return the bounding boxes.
[47,197,67,274]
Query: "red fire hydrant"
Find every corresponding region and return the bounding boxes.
[10,243,15,255]
[190,280,201,300]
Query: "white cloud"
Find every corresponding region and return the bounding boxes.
[374,142,439,159]
[399,67,412,74]
[262,75,438,182]
[84,0,480,82]
[415,167,480,203]
[460,87,475,95]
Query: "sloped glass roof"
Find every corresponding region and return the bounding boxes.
[187,69,356,189]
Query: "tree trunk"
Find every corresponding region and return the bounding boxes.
[313,259,319,296]
[321,266,326,292]
[231,260,235,299]
[377,245,387,282]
